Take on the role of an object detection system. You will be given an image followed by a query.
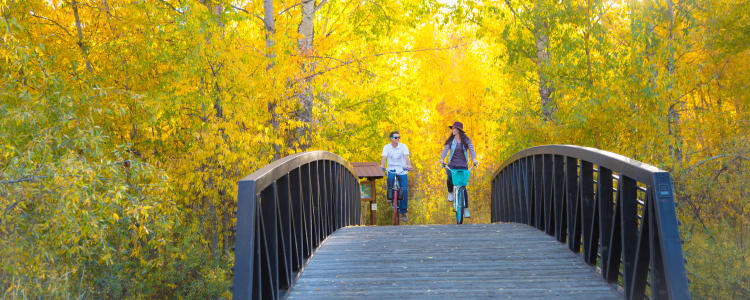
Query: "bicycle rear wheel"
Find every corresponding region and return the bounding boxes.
[455,187,464,224]
[393,188,399,225]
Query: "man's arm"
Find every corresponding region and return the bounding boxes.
[402,145,412,170]
[380,156,387,169]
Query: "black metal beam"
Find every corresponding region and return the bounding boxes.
[491,145,691,300]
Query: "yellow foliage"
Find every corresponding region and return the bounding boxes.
[0,0,747,298]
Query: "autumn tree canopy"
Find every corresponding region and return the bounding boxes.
[1,0,747,298]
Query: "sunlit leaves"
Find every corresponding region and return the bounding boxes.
[0,0,746,298]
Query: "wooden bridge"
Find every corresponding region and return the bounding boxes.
[288,224,620,299]
[231,145,691,299]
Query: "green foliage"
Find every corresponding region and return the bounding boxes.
[675,139,749,299]
[0,69,180,297]
[1,0,747,298]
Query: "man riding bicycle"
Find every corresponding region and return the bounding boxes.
[380,131,413,222]
[439,121,478,218]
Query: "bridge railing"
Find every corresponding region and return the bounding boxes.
[491,145,690,300]
[232,151,361,300]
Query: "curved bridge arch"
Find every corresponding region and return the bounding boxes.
[232,151,361,299]
[491,144,690,299]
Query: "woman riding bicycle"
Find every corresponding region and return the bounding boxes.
[380,131,413,222]
[439,121,478,218]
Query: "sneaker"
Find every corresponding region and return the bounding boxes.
[447,192,453,202]
[400,213,408,222]
[463,209,471,218]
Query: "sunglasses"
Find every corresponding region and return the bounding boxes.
[391,136,401,139]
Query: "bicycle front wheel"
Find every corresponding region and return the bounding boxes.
[455,187,464,224]
[393,188,399,225]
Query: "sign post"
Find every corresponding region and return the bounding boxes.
[350,162,385,225]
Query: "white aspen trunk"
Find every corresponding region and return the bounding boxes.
[293,0,317,151]
[264,0,276,63]
[533,22,554,120]
[533,0,554,121]
[584,0,593,87]
[298,0,315,51]
[264,0,281,159]
[666,0,682,167]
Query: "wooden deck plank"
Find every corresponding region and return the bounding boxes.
[286,223,621,299]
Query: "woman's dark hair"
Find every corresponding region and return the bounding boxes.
[444,130,470,150]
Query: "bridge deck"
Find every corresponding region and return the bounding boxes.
[287,223,621,299]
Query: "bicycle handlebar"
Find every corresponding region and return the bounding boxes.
[442,163,474,171]
[384,167,411,173]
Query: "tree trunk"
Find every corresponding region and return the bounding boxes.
[264,0,281,159]
[291,0,318,152]
[199,0,225,120]
[533,1,554,121]
[666,0,682,167]
[71,0,93,72]
[584,0,593,88]
[198,0,226,257]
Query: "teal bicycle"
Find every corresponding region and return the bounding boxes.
[443,164,472,224]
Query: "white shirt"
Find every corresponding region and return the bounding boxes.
[382,143,410,175]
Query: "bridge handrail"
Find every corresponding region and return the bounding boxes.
[491,144,690,300]
[493,145,664,183]
[233,151,361,299]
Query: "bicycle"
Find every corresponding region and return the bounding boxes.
[385,168,409,225]
[442,164,472,224]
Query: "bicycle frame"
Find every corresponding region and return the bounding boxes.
[454,186,464,224]
[392,178,400,225]
[387,169,407,225]
[443,164,472,224]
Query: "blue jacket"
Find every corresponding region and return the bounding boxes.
[441,137,477,167]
